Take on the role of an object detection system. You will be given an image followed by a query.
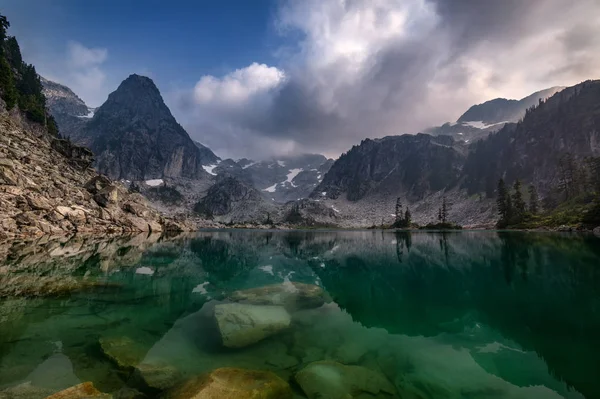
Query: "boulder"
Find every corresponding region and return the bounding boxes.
[0,164,19,185]
[0,381,54,398]
[125,214,151,232]
[44,382,111,398]
[55,206,87,226]
[122,202,149,218]
[99,336,146,370]
[228,282,327,311]
[26,194,53,211]
[131,362,181,391]
[163,367,292,399]
[214,303,291,348]
[84,175,112,194]
[295,361,398,399]
[594,226,600,237]
[94,185,119,207]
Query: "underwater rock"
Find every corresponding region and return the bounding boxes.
[163,367,292,399]
[0,381,54,399]
[228,282,327,311]
[44,382,112,398]
[295,361,398,399]
[214,303,291,348]
[99,336,146,370]
[131,362,181,391]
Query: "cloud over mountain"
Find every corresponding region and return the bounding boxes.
[178,0,600,159]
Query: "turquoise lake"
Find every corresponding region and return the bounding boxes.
[0,230,599,398]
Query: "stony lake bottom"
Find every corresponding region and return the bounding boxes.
[0,230,599,398]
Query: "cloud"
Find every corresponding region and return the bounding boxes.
[67,41,107,69]
[180,0,600,159]
[63,41,109,107]
[194,63,285,105]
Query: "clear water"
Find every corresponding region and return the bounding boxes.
[1,230,599,398]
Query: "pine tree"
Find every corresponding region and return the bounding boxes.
[528,184,539,215]
[404,207,411,227]
[512,179,526,219]
[395,198,403,225]
[497,178,509,225]
[441,196,448,223]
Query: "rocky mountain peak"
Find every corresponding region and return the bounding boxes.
[92,74,173,124]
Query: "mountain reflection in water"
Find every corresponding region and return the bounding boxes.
[0,230,599,398]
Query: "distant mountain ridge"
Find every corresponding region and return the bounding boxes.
[457,86,566,124]
[427,86,565,143]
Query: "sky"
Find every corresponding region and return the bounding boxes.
[2,0,600,159]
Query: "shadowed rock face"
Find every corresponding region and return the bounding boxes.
[313,134,465,202]
[79,74,218,180]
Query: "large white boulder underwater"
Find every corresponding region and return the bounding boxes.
[214,303,292,348]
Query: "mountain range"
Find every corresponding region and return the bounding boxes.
[43,74,600,227]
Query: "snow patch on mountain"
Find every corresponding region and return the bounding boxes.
[145,179,164,187]
[202,164,219,176]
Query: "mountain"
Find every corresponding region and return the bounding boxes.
[304,80,599,228]
[427,87,565,143]
[206,154,334,203]
[41,77,94,143]
[82,74,221,180]
[312,134,465,202]
[458,87,565,124]
[463,80,600,197]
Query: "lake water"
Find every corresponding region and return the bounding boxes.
[0,230,599,398]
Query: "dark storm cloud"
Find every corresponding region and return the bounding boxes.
[179,0,600,159]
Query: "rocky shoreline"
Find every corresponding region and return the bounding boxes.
[0,109,195,240]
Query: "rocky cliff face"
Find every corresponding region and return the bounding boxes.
[0,107,191,240]
[41,77,93,143]
[313,134,465,202]
[75,74,217,180]
[193,176,279,224]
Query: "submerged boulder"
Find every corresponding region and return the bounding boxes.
[228,282,327,311]
[99,336,146,370]
[163,367,292,399]
[214,303,291,348]
[44,382,111,398]
[131,362,181,391]
[295,361,398,399]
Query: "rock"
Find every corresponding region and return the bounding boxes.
[131,362,181,391]
[594,226,600,237]
[94,185,119,207]
[214,303,291,348]
[99,336,146,370]
[557,225,572,232]
[125,214,151,232]
[295,361,398,399]
[55,206,87,226]
[0,164,19,185]
[84,175,112,194]
[0,381,54,398]
[44,382,111,398]
[163,368,292,399]
[228,282,327,311]
[112,387,146,399]
[123,202,149,218]
[26,194,53,211]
